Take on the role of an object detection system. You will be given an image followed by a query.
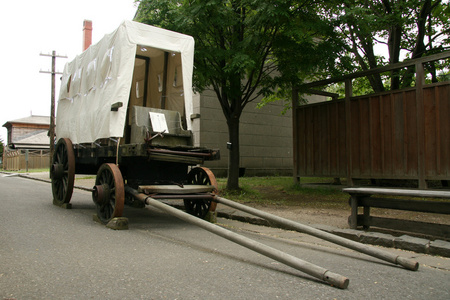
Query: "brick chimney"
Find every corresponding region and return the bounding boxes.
[83,20,92,51]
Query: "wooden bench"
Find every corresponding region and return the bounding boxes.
[343,187,450,238]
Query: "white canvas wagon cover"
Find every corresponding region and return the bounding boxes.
[56,20,195,144]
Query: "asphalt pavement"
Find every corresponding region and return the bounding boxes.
[1,173,450,299]
[12,171,450,258]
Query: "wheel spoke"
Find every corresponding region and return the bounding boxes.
[194,203,202,215]
[56,180,63,199]
[56,150,62,164]
[62,176,67,192]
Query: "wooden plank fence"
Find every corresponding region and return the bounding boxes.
[294,52,450,189]
[2,149,50,171]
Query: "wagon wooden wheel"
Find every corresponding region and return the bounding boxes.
[92,163,125,224]
[184,167,218,219]
[51,138,75,206]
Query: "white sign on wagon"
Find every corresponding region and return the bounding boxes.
[149,112,169,133]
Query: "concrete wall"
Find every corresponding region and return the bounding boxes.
[192,89,293,177]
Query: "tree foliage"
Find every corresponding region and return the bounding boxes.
[324,0,450,92]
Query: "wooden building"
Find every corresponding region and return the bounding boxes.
[2,115,51,170]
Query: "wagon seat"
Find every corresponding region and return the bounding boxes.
[130,106,193,147]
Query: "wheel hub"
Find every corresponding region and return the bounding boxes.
[52,163,65,179]
[92,184,110,205]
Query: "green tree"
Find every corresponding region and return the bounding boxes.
[0,137,4,166]
[324,0,450,92]
[265,2,346,105]
[136,0,339,189]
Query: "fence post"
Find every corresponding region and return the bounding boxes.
[20,150,25,170]
[345,79,354,186]
[14,151,19,170]
[25,149,29,172]
[292,86,300,184]
[415,62,426,189]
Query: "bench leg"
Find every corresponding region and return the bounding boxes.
[349,195,358,229]
[363,206,370,230]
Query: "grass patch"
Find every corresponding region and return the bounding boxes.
[217,177,349,209]
[77,175,96,180]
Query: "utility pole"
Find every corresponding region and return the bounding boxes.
[40,51,67,164]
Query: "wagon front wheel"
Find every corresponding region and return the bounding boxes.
[184,167,218,220]
[92,163,125,224]
[51,138,75,206]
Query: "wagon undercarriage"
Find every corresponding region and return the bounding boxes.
[51,136,220,224]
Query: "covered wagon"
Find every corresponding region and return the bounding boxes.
[51,21,220,224]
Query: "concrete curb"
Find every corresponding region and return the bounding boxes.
[9,172,450,258]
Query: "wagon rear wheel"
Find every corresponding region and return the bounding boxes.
[184,167,218,219]
[51,138,75,206]
[92,163,125,224]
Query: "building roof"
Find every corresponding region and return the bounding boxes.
[9,130,50,149]
[2,115,50,128]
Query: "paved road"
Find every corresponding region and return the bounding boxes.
[1,174,449,299]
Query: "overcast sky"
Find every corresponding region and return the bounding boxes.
[0,0,138,142]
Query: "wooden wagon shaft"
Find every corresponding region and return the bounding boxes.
[213,196,419,271]
[125,187,350,289]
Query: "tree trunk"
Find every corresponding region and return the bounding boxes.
[401,0,431,88]
[226,114,240,190]
[388,25,402,90]
[383,0,402,90]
